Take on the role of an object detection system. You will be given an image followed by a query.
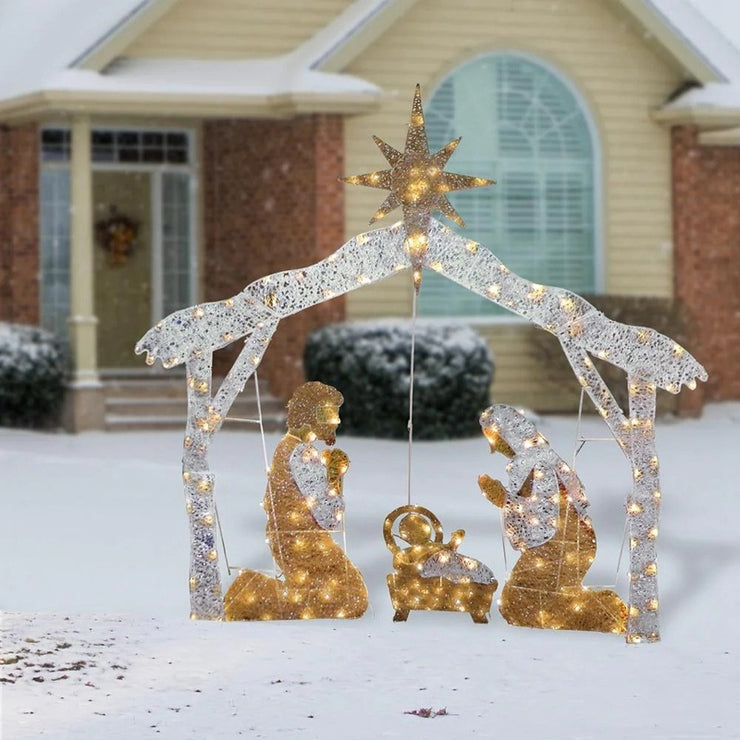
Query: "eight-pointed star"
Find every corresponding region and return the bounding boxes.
[342,84,494,284]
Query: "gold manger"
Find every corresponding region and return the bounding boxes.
[383,505,497,623]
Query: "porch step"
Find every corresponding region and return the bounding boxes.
[103,375,286,432]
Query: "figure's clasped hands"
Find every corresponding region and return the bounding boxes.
[478,474,507,508]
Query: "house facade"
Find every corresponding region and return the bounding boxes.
[0,0,738,430]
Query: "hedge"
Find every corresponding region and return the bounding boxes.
[304,321,493,440]
[0,323,65,428]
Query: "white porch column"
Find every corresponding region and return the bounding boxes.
[63,115,104,431]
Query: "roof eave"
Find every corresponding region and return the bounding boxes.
[652,105,740,128]
[0,88,382,124]
[74,0,424,77]
[698,126,740,146]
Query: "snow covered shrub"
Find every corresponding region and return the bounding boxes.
[0,323,66,428]
[304,321,494,439]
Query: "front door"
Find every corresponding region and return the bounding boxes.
[92,170,195,368]
[94,171,152,368]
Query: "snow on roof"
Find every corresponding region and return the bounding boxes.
[649,0,740,112]
[0,0,382,115]
[0,0,739,116]
[688,0,740,59]
[657,80,740,121]
[0,0,144,101]
[296,0,415,72]
[48,56,380,99]
[652,0,740,80]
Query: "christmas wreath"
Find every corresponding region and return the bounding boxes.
[96,210,139,267]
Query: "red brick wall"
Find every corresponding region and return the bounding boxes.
[0,124,40,324]
[202,115,345,400]
[672,125,740,404]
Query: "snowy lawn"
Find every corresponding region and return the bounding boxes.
[2,403,740,738]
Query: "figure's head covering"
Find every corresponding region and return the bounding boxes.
[479,404,588,550]
[479,404,543,453]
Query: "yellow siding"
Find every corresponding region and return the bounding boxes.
[124,0,350,59]
[479,323,677,413]
[476,324,581,412]
[343,0,683,411]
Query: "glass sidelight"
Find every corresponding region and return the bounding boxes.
[40,168,71,343]
[157,171,195,321]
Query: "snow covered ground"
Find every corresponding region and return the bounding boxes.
[2,402,740,739]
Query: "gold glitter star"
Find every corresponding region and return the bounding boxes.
[342,84,494,289]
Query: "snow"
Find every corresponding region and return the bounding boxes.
[0,0,143,101]
[0,0,381,106]
[689,0,740,56]
[0,323,59,371]
[653,0,740,80]
[655,0,740,111]
[661,80,740,110]
[0,0,380,105]
[43,57,380,99]
[650,0,740,109]
[3,402,740,738]
[296,0,395,70]
[2,0,740,111]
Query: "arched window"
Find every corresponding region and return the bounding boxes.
[420,53,598,317]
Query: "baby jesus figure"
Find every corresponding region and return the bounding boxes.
[393,512,495,585]
[384,505,497,623]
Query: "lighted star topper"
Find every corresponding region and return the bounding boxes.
[342,84,494,289]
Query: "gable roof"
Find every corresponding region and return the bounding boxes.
[0,0,739,125]
[617,0,727,83]
[688,0,740,78]
[74,0,179,71]
[646,0,740,125]
[0,0,389,121]
[0,0,143,103]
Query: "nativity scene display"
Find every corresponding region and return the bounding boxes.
[136,85,706,644]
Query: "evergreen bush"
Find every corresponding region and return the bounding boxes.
[0,323,66,428]
[304,321,494,439]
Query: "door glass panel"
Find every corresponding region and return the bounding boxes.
[162,171,193,316]
[40,169,71,344]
